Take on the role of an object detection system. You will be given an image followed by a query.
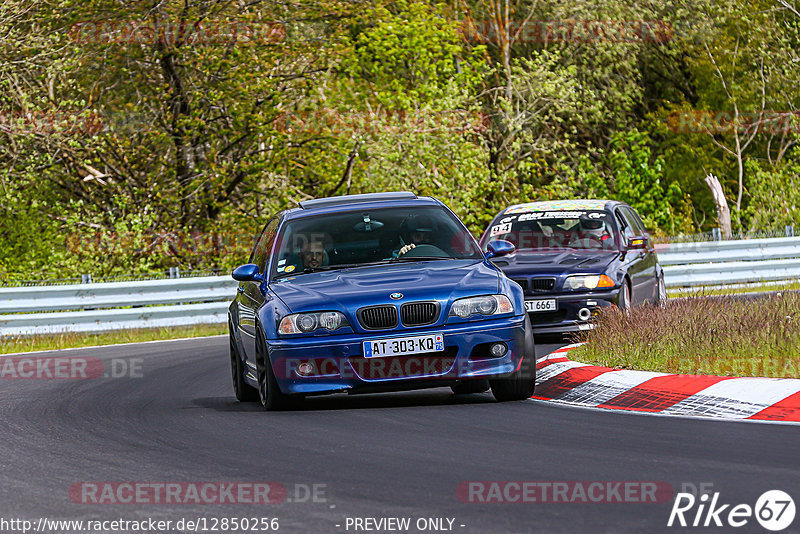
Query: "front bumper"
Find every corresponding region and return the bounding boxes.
[261,315,527,395]
[524,289,620,334]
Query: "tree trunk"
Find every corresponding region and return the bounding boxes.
[705,173,732,238]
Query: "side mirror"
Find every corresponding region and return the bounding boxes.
[232,263,263,282]
[485,239,515,259]
[627,237,647,250]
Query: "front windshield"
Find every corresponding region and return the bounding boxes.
[483,209,618,251]
[272,206,482,277]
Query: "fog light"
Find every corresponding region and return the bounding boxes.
[489,343,507,357]
[297,362,314,376]
[578,308,591,321]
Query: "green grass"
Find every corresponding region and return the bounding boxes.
[569,292,800,378]
[1,323,227,354]
[669,280,800,298]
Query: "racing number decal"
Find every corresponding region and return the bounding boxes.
[490,222,512,237]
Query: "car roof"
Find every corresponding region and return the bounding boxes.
[283,192,442,220]
[500,199,624,216]
[299,191,417,209]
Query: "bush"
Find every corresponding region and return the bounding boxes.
[572,293,800,378]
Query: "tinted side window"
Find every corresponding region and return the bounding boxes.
[616,208,641,238]
[624,207,647,235]
[615,209,635,239]
[251,217,280,273]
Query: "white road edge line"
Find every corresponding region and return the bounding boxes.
[0,334,227,357]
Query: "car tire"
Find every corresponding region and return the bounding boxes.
[618,279,632,313]
[450,379,490,395]
[230,326,259,402]
[656,275,667,308]
[490,315,536,402]
[255,326,302,411]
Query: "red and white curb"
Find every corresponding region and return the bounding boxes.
[534,344,800,423]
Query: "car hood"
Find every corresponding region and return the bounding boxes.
[269,259,500,313]
[491,250,619,277]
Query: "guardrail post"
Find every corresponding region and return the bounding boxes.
[81,274,92,284]
[786,225,795,237]
[712,228,721,241]
[169,267,180,279]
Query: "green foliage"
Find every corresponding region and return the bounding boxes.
[343,0,485,109]
[565,130,694,235]
[490,51,586,185]
[1,0,799,278]
[605,130,693,234]
[742,157,800,231]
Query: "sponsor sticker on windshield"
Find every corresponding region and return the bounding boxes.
[519,211,586,220]
[514,210,609,221]
[505,200,608,214]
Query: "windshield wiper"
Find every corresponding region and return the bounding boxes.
[331,261,395,269]
[274,261,392,279]
[302,266,338,273]
[273,257,459,279]
[390,256,455,262]
[273,265,339,279]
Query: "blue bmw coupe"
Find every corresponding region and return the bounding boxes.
[228,192,535,410]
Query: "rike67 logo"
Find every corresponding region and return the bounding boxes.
[668,490,795,531]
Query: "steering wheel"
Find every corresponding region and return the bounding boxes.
[570,233,605,249]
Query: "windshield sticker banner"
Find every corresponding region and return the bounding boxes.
[517,211,608,221]
[505,200,608,214]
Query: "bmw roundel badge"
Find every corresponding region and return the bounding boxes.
[390,292,403,300]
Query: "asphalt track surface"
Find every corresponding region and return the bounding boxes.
[1,336,799,534]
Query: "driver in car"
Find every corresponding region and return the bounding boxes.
[571,218,612,248]
[299,241,326,269]
[395,215,438,257]
[296,234,331,270]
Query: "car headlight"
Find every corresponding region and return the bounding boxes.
[450,295,514,318]
[279,311,349,334]
[563,274,615,290]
